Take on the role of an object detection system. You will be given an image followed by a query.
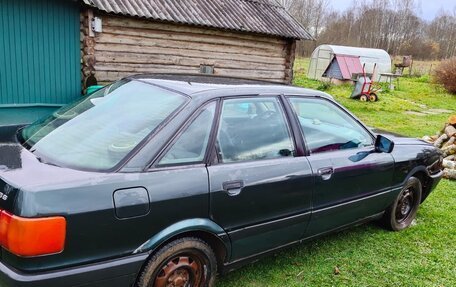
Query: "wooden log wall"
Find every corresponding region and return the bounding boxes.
[81,12,295,87]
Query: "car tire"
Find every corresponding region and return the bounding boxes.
[383,176,422,231]
[137,237,217,287]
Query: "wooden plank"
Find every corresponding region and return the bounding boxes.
[214,68,285,80]
[102,16,285,45]
[95,63,285,79]
[101,26,285,53]
[96,33,287,58]
[95,66,284,82]
[95,70,197,82]
[95,52,286,71]
[94,43,286,65]
[95,63,198,73]
[96,71,137,82]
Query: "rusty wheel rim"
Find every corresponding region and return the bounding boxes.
[395,188,415,223]
[154,253,205,287]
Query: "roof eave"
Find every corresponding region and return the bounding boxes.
[81,0,313,40]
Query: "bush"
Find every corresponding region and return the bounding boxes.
[433,57,456,94]
[317,81,332,91]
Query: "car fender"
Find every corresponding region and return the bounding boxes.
[402,165,429,184]
[133,218,231,258]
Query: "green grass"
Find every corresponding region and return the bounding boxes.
[218,58,456,287]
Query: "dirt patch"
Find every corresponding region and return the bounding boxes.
[404,108,453,116]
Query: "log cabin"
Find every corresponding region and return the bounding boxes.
[80,0,313,88]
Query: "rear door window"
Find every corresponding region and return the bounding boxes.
[158,102,216,166]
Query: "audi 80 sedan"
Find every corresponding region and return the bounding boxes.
[0,75,443,287]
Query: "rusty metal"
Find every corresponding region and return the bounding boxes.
[155,256,203,287]
[82,0,312,39]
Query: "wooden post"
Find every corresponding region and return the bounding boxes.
[408,58,413,76]
[284,39,296,84]
[87,9,95,37]
[81,9,97,91]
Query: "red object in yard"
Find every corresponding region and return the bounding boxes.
[323,54,363,80]
[350,64,381,102]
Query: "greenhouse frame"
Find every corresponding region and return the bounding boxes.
[308,45,392,82]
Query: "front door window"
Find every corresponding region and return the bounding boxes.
[216,97,294,163]
[288,97,373,154]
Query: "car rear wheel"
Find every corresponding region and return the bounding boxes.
[383,177,422,231]
[137,237,217,287]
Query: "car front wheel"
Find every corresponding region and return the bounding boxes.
[137,237,217,287]
[383,176,422,231]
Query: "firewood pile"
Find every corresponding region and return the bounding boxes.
[422,115,456,180]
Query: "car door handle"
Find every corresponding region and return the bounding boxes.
[317,167,334,180]
[222,180,244,196]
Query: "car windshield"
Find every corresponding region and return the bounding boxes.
[20,80,187,171]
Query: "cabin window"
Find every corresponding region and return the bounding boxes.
[200,65,214,74]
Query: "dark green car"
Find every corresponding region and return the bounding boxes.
[0,75,443,287]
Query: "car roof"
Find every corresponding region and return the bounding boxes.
[127,74,333,100]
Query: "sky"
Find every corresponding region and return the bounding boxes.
[328,0,456,21]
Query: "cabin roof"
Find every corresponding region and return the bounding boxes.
[82,0,313,39]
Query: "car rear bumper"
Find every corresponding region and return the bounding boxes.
[0,254,148,287]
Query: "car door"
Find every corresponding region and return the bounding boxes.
[207,96,313,260]
[121,101,218,251]
[286,97,395,237]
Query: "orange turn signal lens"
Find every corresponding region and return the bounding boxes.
[0,210,66,257]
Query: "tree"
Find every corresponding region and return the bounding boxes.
[277,0,456,59]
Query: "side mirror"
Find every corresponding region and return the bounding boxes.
[375,135,394,153]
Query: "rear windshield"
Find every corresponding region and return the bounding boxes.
[20,80,187,171]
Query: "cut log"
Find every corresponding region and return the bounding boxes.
[440,123,448,135]
[443,168,456,180]
[443,159,456,169]
[434,134,449,148]
[445,125,456,137]
[442,137,456,149]
[430,135,439,141]
[442,144,456,157]
[421,135,434,143]
[448,115,456,125]
[444,155,456,161]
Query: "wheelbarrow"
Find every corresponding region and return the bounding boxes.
[351,64,381,102]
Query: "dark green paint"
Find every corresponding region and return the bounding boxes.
[0,76,443,287]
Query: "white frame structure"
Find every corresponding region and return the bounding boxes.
[308,45,392,82]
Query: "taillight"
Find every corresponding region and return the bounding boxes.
[0,210,66,257]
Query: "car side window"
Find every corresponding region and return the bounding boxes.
[158,102,216,166]
[216,97,294,163]
[288,97,373,154]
